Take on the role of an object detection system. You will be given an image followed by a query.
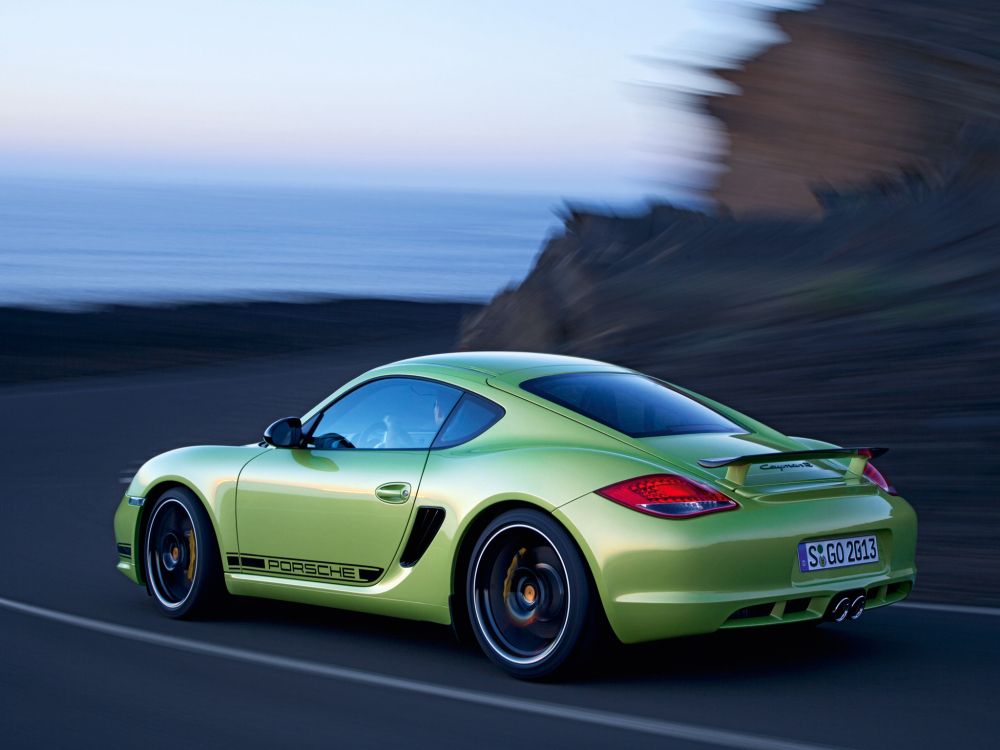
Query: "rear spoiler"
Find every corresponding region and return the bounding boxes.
[698,447,888,485]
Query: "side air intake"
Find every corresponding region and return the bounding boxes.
[399,507,446,568]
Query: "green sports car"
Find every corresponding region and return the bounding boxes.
[114,352,917,678]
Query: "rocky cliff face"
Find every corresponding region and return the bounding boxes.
[458,0,1000,602]
[709,0,1000,216]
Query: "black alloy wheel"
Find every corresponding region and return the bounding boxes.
[144,487,223,618]
[467,509,598,679]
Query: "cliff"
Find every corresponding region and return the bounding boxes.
[709,0,1000,216]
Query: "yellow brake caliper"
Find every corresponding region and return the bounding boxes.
[185,529,197,582]
[502,547,538,625]
[502,547,526,601]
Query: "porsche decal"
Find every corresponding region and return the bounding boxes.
[226,553,382,583]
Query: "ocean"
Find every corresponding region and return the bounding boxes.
[0,179,569,309]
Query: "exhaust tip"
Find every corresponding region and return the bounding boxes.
[828,595,851,623]
[848,594,866,620]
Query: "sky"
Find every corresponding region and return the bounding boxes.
[0,1,807,200]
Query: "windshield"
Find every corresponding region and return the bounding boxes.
[521,372,744,438]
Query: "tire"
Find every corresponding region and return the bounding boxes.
[465,509,598,679]
[143,487,224,619]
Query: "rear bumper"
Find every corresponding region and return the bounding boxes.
[555,489,918,643]
[718,579,913,629]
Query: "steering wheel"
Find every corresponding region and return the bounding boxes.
[311,432,356,450]
[355,422,388,449]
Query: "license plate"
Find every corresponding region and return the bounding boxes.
[798,535,878,572]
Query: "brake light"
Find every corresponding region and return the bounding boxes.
[862,462,897,495]
[596,474,739,518]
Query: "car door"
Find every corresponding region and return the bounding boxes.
[235,376,463,585]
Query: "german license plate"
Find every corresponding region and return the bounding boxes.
[798,535,878,573]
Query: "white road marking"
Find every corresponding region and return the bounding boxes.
[896,601,1000,617]
[0,595,845,750]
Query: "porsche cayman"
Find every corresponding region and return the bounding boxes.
[114,352,917,678]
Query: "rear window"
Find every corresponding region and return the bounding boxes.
[521,372,743,438]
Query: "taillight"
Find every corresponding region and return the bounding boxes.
[862,462,897,495]
[596,474,739,518]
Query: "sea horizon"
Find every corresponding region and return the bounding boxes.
[0,176,645,311]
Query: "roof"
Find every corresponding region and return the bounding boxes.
[392,351,613,377]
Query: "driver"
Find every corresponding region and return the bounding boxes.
[371,397,449,449]
[373,414,406,449]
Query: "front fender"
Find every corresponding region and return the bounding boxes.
[114,445,268,584]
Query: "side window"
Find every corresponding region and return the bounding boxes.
[310,377,462,450]
[432,393,504,449]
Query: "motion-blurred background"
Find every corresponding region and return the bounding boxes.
[2,0,998,606]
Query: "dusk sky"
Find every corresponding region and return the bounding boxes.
[0,1,806,198]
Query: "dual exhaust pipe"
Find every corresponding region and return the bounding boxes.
[826,592,866,622]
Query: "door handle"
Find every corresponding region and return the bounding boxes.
[375,482,411,503]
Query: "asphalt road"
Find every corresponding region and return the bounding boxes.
[1,340,997,749]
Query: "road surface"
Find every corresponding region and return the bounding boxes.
[1,341,996,749]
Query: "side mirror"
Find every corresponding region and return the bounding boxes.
[263,416,303,448]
